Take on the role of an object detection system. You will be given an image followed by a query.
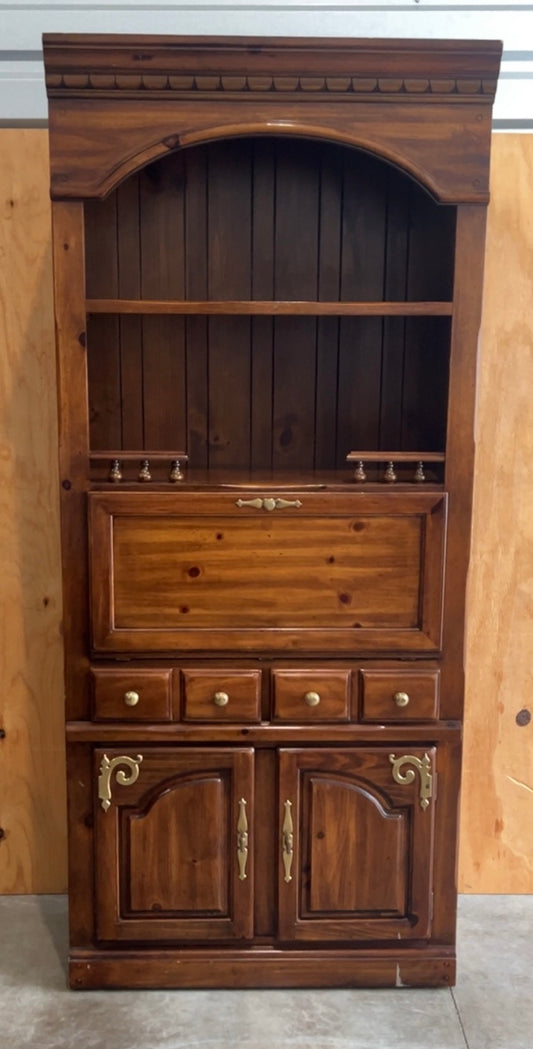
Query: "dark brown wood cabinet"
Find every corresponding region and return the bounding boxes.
[277,747,436,943]
[44,34,501,989]
[95,747,255,943]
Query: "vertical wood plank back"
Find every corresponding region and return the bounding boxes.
[208,141,252,468]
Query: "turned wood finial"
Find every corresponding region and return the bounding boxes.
[169,459,184,482]
[138,459,151,482]
[109,459,122,483]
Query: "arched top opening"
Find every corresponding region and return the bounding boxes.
[97,121,448,204]
[86,132,456,305]
[85,132,454,468]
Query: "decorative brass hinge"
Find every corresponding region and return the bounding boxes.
[389,752,433,810]
[98,754,143,812]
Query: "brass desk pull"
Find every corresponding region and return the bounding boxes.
[282,799,294,883]
[237,798,249,881]
[394,691,410,708]
[236,497,302,511]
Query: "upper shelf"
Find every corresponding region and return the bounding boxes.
[85,299,453,317]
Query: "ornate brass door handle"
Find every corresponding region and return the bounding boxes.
[237,798,249,881]
[235,497,302,511]
[282,799,294,882]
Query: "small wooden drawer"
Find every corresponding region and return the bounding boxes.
[91,668,173,721]
[182,670,261,722]
[273,670,350,722]
[360,669,439,721]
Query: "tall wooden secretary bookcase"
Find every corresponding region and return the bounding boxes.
[44,34,501,989]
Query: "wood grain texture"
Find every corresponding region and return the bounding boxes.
[0,130,67,893]
[94,747,254,942]
[88,490,446,654]
[0,130,532,895]
[459,134,533,893]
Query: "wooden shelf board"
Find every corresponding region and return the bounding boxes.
[347,451,446,462]
[85,298,454,317]
[90,451,188,461]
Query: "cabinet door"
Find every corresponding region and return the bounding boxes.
[95,747,254,942]
[278,747,435,942]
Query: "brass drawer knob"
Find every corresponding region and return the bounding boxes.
[213,691,230,707]
[394,691,410,708]
[123,690,140,707]
[304,691,321,708]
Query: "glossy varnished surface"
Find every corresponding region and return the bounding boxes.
[43,35,501,202]
[95,747,254,942]
[277,747,436,942]
[44,35,500,987]
[88,490,446,653]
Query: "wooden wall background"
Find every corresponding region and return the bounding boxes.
[0,129,531,894]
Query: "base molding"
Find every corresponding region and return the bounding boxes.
[69,945,456,990]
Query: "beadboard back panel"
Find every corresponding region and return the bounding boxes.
[85,138,453,463]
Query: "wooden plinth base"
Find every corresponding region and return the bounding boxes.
[69,946,456,990]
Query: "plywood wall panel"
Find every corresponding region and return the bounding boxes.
[459,134,533,893]
[0,130,67,893]
[0,129,531,893]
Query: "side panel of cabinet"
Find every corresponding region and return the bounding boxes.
[94,747,254,942]
[277,747,435,942]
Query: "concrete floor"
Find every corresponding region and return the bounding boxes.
[1,896,532,1049]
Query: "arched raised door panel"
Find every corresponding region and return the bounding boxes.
[278,748,436,942]
[94,747,254,942]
